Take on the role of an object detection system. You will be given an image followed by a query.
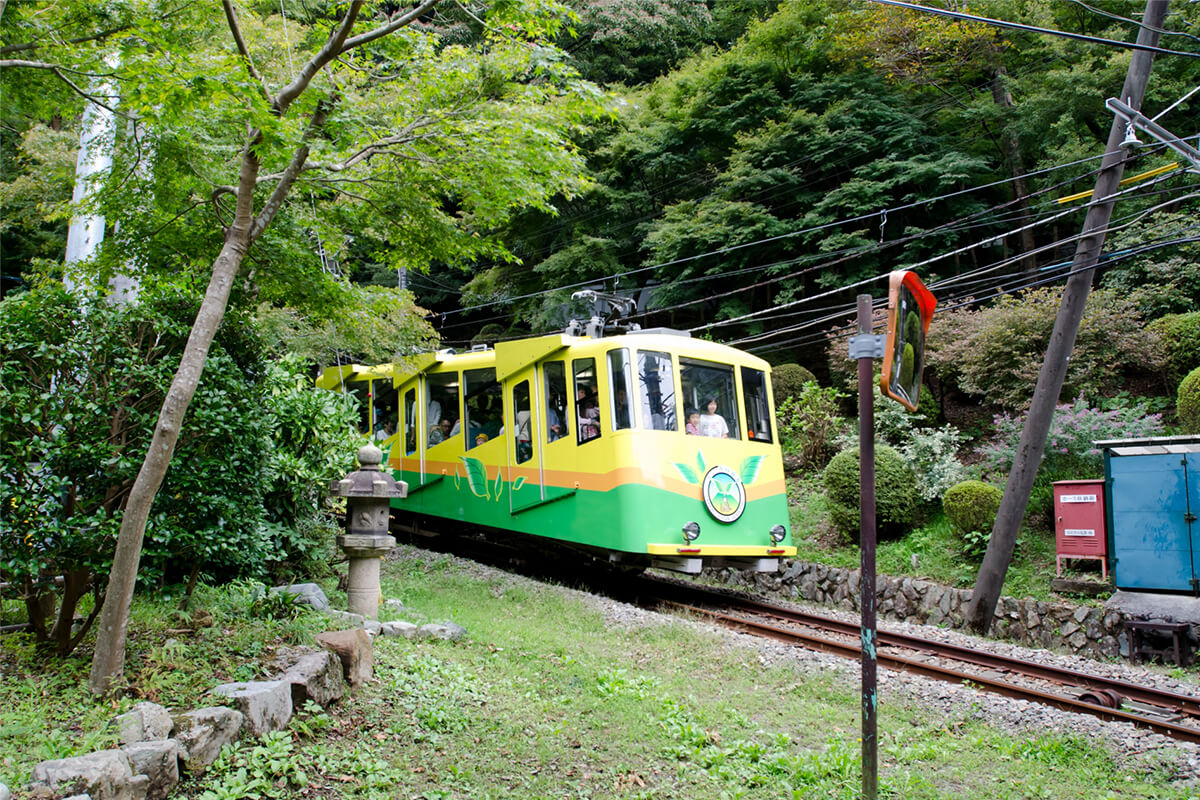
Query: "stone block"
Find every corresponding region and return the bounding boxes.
[270,583,330,612]
[283,651,347,709]
[174,707,244,773]
[31,749,132,800]
[121,740,180,800]
[418,622,468,641]
[212,680,293,737]
[381,621,418,638]
[116,702,174,745]
[316,629,374,688]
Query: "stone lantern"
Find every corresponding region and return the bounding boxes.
[329,444,407,618]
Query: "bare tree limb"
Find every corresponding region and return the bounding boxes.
[221,0,270,101]
[338,0,442,54]
[0,23,133,56]
[0,59,127,115]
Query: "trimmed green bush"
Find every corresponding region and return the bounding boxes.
[1180,367,1200,434]
[943,480,1003,539]
[772,363,817,403]
[1152,312,1200,388]
[822,445,917,540]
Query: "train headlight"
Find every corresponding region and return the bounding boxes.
[682,521,701,543]
[769,524,786,544]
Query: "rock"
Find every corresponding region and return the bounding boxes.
[316,629,374,688]
[30,750,132,800]
[385,598,407,612]
[116,702,174,745]
[173,707,244,773]
[327,609,366,628]
[1073,605,1091,623]
[1061,621,1081,638]
[271,583,329,612]
[418,622,467,641]
[364,619,382,636]
[212,680,293,737]
[0,782,8,800]
[121,741,180,800]
[381,621,418,639]
[1068,630,1088,650]
[282,651,347,708]
[781,562,806,583]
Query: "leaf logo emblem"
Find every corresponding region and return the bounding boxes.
[701,465,746,523]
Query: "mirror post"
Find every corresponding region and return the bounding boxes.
[856,293,878,800]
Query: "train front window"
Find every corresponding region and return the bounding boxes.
[637,350,676,431]
[349,380,371,435]
[426,372,460,448]
[573,358,601,444]
[464,368,502,450]
[543,361,569,443]
[741,367,773,443]
[608,348,633,431]
[680,358,740,440]
[372,378,398,441]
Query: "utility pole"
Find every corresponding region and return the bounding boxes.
[967,0,1170,633]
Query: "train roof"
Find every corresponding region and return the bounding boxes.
[316,330,771,390]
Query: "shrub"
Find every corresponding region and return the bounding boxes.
[772,363,818,403]
[978,396,1164,520]
[1180,367,1200,434]
[822,445,917,540]
[1150,312,1200,389]
[924,287,1163,410]
[943,480,1003,555]
[776,384,847,471]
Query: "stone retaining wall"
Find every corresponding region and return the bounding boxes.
[726,560,1126,659]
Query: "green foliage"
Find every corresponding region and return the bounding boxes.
[1179,367,1200,435]
[942,480,1003,556]
[980,396,1164,520]
[1101,207,1200,319]
[822,445,917,540]
[775,385,846,471]
[927,287,1164,410]
[196,731,309,800]
[770,363,817,403]
[1149,312,1200,389]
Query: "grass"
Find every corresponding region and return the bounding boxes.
[2,547,1193,799]
[786,473,1080,603]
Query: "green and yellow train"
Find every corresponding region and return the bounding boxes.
[317,329,795,573]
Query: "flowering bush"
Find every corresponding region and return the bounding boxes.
[979,396,1165,478]
[776,384,847,471]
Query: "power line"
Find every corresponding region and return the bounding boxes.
[865,0,1200,59]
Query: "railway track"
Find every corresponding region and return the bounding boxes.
[634,576,1200,744]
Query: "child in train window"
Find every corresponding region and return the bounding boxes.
[698,397,730,438]
[685,409,700,435]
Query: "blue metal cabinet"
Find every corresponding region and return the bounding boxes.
[1100,437,1200,594]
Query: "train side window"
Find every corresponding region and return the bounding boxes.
[608,348,633,430]
[573,358,601,444]
[426,372,460,447]
[403,388,417,455]
[512,380,533,463]
[637,350,677,431]
[680,358,740,440]
[373,378,398,441]
[741,367,773,443]
[349,380,372,435]
[464,368,502,450]
[543,361,570,443]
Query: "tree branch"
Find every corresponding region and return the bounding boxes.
[0,59,126,116]
[274,1,364,115]
[221,0,270,102]
[250,97,336,240]
[0,23,133,56]
[337,0,442,54]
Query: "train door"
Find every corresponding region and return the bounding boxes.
[506,368,545,513]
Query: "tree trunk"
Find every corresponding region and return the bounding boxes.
[88,229,251,694]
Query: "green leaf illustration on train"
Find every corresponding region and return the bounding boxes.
[317,313,794,574]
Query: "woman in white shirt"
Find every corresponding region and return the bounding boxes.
[698,398,729,438]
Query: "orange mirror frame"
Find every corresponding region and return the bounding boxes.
[880,271,937,412]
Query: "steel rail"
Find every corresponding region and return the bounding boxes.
[661,600,1200,744]
[642,578,1200,720]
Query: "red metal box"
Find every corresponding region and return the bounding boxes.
[1053,479,1107,578]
